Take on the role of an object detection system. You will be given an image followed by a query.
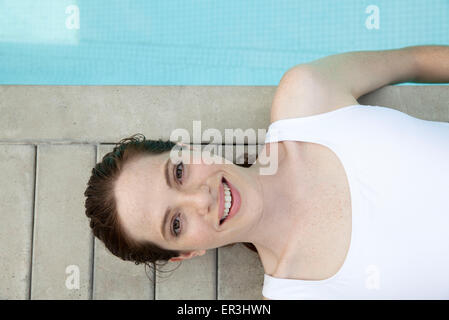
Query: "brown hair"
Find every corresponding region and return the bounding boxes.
[84,133,257,278]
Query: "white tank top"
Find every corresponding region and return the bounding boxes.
[262,104,449,299]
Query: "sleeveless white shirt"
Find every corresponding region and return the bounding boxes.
[262,104,449,299]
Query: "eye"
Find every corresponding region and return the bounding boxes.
[174,162,184,183]
[172,214,182,237]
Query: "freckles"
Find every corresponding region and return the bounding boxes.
[186,228,215,246]
[188,230,205,243]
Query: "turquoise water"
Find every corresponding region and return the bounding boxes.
[0,0,448,85]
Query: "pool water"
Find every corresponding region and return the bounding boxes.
[0,0,448,85]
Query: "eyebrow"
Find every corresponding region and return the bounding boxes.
[161,158,172,240]
[164,157,172,189]
[161,207,171,241]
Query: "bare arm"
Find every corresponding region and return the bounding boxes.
[409,45,449,83]
[304,46,419,99]
[270,45,448,121]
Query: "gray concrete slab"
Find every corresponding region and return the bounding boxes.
[218,243,265,300]
[396,85,449,122]
[31,145,95,299]
[156,249,217,300]
[93,239,154,300]
[0,145,35,299]
[93,144,154,300]
[358,85,403,110]
[358,85,449,122]
[2,86,447,145]
[0,86,275,144]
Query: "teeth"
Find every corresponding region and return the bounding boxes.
[221,181,233,222]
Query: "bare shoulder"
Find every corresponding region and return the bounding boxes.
[270,65,360,123]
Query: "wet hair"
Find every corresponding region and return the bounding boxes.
[84,133,257,279]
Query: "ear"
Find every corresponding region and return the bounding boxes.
[169,249,206,262]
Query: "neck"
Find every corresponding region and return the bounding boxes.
[237,147,310,275]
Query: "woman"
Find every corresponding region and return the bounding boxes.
[84,45,449,299]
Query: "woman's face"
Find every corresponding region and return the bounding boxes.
[114,146,264,256]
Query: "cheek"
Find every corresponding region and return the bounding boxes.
[184,220,216,245]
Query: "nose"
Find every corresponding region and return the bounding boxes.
[178,184,213,216]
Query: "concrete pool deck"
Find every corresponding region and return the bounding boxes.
[0,85,448,299]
